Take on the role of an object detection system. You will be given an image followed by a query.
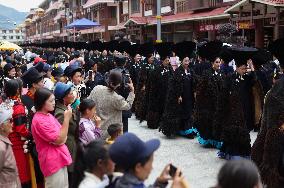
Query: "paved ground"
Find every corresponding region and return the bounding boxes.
[128,116,258,188]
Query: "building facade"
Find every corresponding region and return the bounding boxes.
[225,0,284,48]
[0,28,25,44]
[24,0,283,45]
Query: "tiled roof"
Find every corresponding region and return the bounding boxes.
[253,0,284,5]
[125,7,230,26]
[83,0,115,8]
[45,1,64,14]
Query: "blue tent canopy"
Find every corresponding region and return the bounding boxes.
[65,18,100,29]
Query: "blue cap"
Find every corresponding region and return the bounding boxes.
[43,64,52,73]
[54,82,72,100]
[109,133,160,169]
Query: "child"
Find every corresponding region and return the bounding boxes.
[106,124,123,144]
[0,102,21,188]
[79,98,102,145]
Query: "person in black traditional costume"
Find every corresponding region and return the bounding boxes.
[219,46,234,76]
[251,39,284,188]
[146,43,173,129]
[194,41,226,149]
[159,41,197,138]
[218,46,258,160]
[21,67,45,188]
[134,43,156,121]
[193,42,211,76]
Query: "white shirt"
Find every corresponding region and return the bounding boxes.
[43,78,54,90]
[79,172,109,188]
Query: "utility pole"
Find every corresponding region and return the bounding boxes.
[156,0,162,43]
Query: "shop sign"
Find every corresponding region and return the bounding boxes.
[199,24,221,32]
[237,22,254,29]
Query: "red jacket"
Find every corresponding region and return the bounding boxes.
[8,99,31,184]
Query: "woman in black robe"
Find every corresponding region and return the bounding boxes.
[146,56,173,129]
[159,56,197,138]
[194,56,227,149]
[251,39,284,188]
[218,47,258,160]
[134,54,156,121]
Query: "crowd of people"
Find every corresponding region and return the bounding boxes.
[0,38,284,188]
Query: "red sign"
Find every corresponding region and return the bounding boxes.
[199,24,221,32]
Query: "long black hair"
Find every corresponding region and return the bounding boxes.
[4,79,19,98]
[34,88,53,111]
[217,160,261,188]
[72,140,109,188]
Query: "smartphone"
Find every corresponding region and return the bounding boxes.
[169,164,181,177]
[89,70,93,80]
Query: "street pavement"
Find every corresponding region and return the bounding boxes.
[128,116,258,188]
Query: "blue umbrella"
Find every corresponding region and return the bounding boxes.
[65,18,100,29]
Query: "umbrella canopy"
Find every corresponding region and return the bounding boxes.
[0,41,22,51]
[65,18,100,29]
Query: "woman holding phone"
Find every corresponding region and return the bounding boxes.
[32,88,72,188]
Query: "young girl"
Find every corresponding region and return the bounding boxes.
[79,99,102,145]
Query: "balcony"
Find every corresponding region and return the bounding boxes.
[188,0,223,11]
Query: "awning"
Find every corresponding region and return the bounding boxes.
[83,0,115,9]
[225,0,284,13]
[45,1,64,14]
[225,0,249,13]
[253,0,284,6]
[108,22,126,30]
[124,7,230,26]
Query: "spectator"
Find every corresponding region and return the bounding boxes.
[74,140,115,188]
[78,98,102,145]
[106,123,123,144]
[32,88,72,188]
[88,71,135,139]
[215,160,263,188]
[54,82,80,186]
[43,64,54,90]
[109,133,189,188]
[4,79,32,187]
[0,102,21,188]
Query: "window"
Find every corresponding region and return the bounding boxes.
[2,30,6,34]
[9,30,13,34]
[176,0,187,13]
[131,0,140,13]
[16,36,20,39]
[9,36,13,39]
[162,0,170,7]
[3,36,6,39]
[145,0,153,11]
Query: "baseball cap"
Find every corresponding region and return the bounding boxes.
[34,57,46,65]
[54,82,72,100]
[109,133,160,169]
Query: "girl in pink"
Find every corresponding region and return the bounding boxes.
[32,88,72,188]
[78,98,102,145]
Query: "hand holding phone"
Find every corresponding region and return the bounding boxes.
[169,164,182,177]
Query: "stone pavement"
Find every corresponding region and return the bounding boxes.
[128,117,258,188]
